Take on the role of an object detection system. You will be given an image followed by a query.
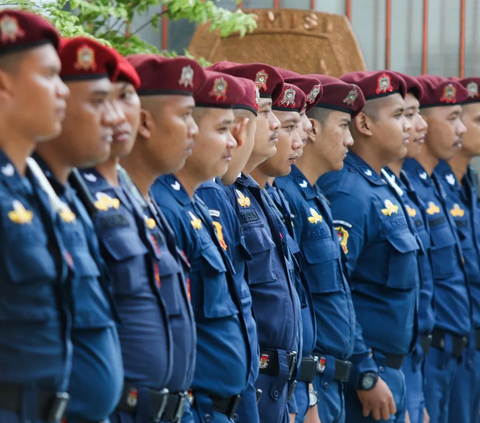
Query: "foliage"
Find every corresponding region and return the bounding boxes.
[1,0,257,56]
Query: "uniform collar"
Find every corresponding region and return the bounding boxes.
[345,151,384,186]
[80,167,114,192]
[435,159,460,192]
[32,153,71,199]
[403,158,433,186]
[235,172,259,189]
[0,149,33,196]
[162,174,192,206]
[288,165,317,200]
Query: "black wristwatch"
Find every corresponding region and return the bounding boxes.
[358,372,379,391]
[308,387,318,408]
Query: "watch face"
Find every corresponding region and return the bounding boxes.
[362,375,375,390]
[309,389,318,407]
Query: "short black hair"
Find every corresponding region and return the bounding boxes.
[306,107,333,125]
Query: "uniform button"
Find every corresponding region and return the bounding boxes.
[233,413,239,421]
[273,390,279,398]
[379,366,385,373]
[204,414,212,422]
[323,382,329,390]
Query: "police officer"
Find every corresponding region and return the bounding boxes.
[434,76,480,423]
[0,10,72,423]
[318,71,417,422]
[403,76,469,423]
[208,61,299,423]
[34,36,124,423]
[196,76,261,423]
[152,71,250,423]
[382,73,431,423]
[80,55,205,423]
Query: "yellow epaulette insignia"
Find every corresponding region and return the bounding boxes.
[236,189,251,208]
[8,200,33,224]
[189,211,202,230]
[381,199,398,216]
[94,192,120,211]
[426,201,440,215]
[450,203,465,218]
[307,208,323,224]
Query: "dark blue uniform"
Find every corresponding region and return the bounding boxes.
[0,151,72,423]
[277,165,377,423]
[383,167,435,423]
[152,175,249,423]
[435,160,480,423]
[224,173,299,423]
[318,152,419,423]
[34,155,123,422]
[403,158,471,423]
[79,168,184,423]
[197,178,260,423]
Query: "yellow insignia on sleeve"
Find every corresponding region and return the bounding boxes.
[144,215,156,230]
[94,192,120,211]
[189,211,202,230]
[426,201,440,215]
[8,200,33,224]
[381,199,398,216]
[236,189,251,208]
[307,208,323,224]
[335,226,349,254]
[212,221,227,251]
[450,203,465,218]
[59,208,76,223]
[406,205,417,218]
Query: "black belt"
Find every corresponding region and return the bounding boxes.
[476,330,480,352]
[314,356,352,382]
[298,356,319,382]
[383,353,405,370]
[420,334,432,356]
[259,349,297,379]
[209,394,242,419]
[118,386,187,422]
[431,328,468,358]
[0,383,69,422]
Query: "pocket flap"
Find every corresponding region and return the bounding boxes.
[243,226,275,255]
[101,233,148,262]
[385,231,419,253]
[430,224,456,250]
[71,249,101,278]
[302,237,340,264]
[200,245,226,273]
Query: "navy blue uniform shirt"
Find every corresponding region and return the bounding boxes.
[152,174,249,397]
[0,150,72,392]
[404,158,471,337]
[80,168,173,390]
[35,156,122,420]
[435,160,479,330]
[318,152,418,357]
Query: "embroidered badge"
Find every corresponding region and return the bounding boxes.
[426,201,440,215]
[445,174,456,186]
[126,388,138,407]
[406,205,417,218]
[307,208,323,224]
[171,181,181,191]
[212,221,227,251]
[1,163,14,177]
[179,65,194,88]
[299,180,308,188]
[364,169,373,176]
[94,192,120,211]
[419,172,428,180]
[144,215,156,230]
[376,73,393,94]
[189,211,202,230]
[0,15,25,43]
[255,70,268,91]
[259,353,270,369]
[335,226,349,254]
[450,203,465,217]
[279,87,296,108]
[209,77,228,101]
[8,200,33,225]
[467,82,479,98]
[74,44,96,71]
[236,190,251,208]
[59,207,76,223]
[343,86,359,106]
[381,199,399,216]
[317,357,327,373]
[440,84,457,103]
[83,173,97,183]
[306,84,322,104]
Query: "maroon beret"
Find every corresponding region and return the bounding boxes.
[208,61,285,104]
[127,54,206,96]
[394,72,424,101]
[272,83,306,113]
[275,68,323,111]
[455,77,480,104]
[305,74,365,118]
[0,10,59,56]
[340,70,407,101]
[235,77,259,115]
[60,37,120,82]
[194,70,250,110]
[116,54,140,90]
[416,75,469,108]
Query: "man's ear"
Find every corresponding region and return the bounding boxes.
[307,118,319,143]
[0,69,14,102]
[231,117,249,148]
[354,112,374,137]
[138,108,153,140]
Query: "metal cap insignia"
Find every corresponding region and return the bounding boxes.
[74,45,97,71]
[208,77,228,101]
[279,87,296,108]
[440,84,457,103]
[0,15,25,43]
[306,84,321,104]
[375,72,393,94]
[179,65,194,88]
[343,86,359,105]
[255,70,268,91]
[467,82,479,98]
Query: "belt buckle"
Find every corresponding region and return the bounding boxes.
[172,391,188,423]
[47,392,70,423]
[287,380,297,402]
[288,351,297,380]
[152,388,169,423]
[226,395,242,420]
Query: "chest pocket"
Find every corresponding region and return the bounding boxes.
[199,245,238,319]
[302,237,343,294]
[243,225,277,285]
[157,248,183,316]
[0,200,58,322]
[385,231,419,289]
[429,223,458,280]
[101,231,149,295]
